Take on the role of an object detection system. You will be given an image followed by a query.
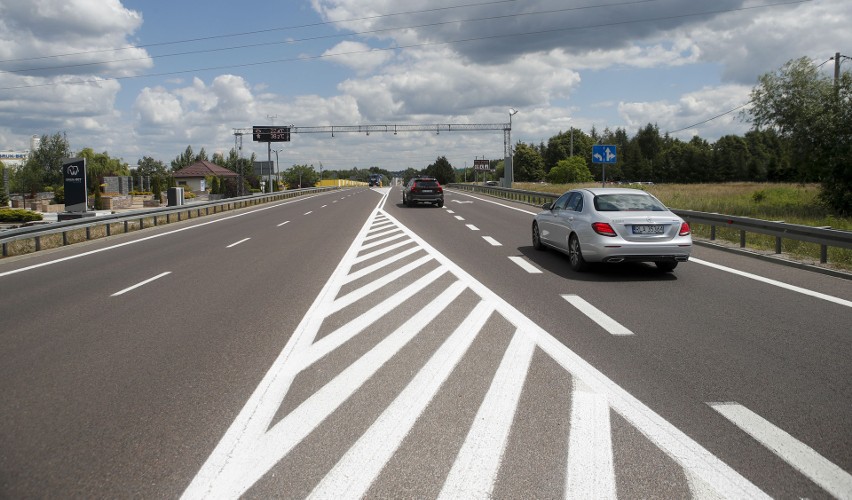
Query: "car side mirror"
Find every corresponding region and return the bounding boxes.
[542,202,552,210]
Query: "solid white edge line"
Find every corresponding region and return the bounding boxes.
[562,294,633,336]
[690,258,852,308]
[448,189,538,215]
[508,256,542,274]
[226,238,250,248]
[111,271,171,297]
[709,402,852,499]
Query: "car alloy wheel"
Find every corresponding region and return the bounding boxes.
[568,234,588,272]
[532,222,544,250]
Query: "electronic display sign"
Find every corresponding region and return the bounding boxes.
[253,126,290,142]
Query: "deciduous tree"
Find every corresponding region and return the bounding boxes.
[746,57,852,214]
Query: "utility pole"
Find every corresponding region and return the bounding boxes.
[835,52,841,85]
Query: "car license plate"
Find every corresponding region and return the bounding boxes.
[632,224,664,234]
[421,189,433,193]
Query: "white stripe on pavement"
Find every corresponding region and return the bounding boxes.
[111,272,171,297]
[562,295,633,336]
[508,256,542,274]
[566,387,616,499]
[482,236,502,246]
[690,258,852,308]
[439,328,536,499]
[310,301,494,500]
[226,238,250,248]
[466,224,480,231]
[709,402,852,499]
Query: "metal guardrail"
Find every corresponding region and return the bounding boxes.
[1,187,339,258]
[449,183,852,265]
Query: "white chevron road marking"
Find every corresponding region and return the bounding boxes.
[183,190,768,500]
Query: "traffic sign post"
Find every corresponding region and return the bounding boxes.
[592,145,617,187]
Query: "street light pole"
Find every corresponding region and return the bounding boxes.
[273,149,283,191]
[508,107,518,188]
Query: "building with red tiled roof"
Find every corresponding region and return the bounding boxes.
[172,160,238,192]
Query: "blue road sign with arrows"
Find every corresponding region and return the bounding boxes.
[592,145,617,164]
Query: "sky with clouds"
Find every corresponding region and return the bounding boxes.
[0,0,847,172]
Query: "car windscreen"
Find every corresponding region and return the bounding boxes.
[414,180,439,187]
[593,193,667,211]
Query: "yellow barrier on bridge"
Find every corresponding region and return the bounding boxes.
[316,179,369,187]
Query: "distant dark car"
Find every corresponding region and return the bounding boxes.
[368,174,382,187]
[485,180,499,186]
[403,176,444,207]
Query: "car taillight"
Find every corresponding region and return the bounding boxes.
[410,182,417,192]
[592,222,617,237]
[437,185,443,193]
[679,222,691,236]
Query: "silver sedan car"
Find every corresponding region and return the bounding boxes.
[532,188,692,272]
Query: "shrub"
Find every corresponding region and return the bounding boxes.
[53,185,65,204]
[0,209,43,222]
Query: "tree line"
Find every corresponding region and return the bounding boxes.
[3,57,848,214]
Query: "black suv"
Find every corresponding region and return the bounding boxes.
[403,176,444,207]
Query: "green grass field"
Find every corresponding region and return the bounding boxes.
[512,182,852,270]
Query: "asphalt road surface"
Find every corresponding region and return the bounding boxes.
[1,187,850,499]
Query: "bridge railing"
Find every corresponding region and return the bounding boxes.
[448,183,852,265]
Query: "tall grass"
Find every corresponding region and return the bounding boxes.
[514,182,852,270]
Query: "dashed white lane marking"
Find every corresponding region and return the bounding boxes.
[226,238,251,248]
[562,295,634,336]
[709,402,852,499]
[111,271,171,297]
[508,256,542,274]
[0,190,335,279]
[446,210,455,214]
[483,236,502,246]
[466,224,480,231]
[454,215,465,221]
[304,211,313,215]
[690,258,852,308]
[277,221,290,227]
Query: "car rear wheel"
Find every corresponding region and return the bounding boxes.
[532,222,544,250]
[568,234,588,272]
[436,200,444,208]
[655,261,678,272]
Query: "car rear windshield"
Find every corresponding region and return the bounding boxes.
[414,179,439,187]
[593,193,667,211]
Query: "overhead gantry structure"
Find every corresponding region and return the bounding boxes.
[233,122,513,158]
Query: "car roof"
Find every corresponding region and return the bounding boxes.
[577,187,654,196]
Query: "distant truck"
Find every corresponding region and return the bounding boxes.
[368,174,382,187]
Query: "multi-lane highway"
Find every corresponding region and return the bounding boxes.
[1,186,850,499]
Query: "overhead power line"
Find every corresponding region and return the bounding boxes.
[665,55,835,135]
[0,0,811,91]
[0,0,661,75]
